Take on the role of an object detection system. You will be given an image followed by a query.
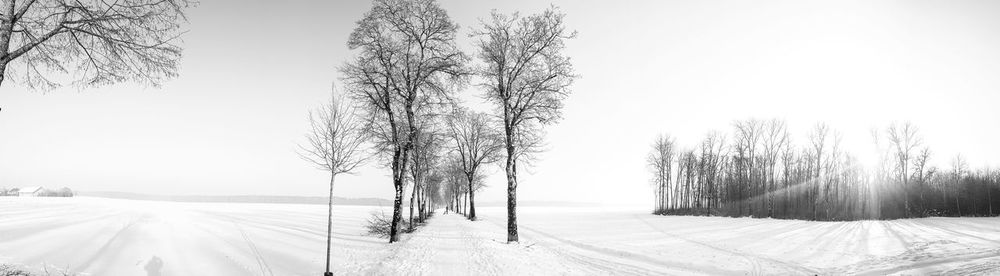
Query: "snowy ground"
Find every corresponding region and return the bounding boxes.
[1,197,999,275]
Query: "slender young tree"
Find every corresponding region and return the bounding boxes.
[0,0,195,90]
[701,131,726,215]
[298,84,369,276]
[761,119,789,217]
[808,123,829,220]
[474,7,577,243]
[912,147,932,210]
[951,154,967,216]
[887,122,922,217]
[734,119,763,216]
[340,0,467,243]
[648,133,675,213]
[447,108,502,220]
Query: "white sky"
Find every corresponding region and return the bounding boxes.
[1,0,998,205]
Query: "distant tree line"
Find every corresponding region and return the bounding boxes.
[649,119,999,220]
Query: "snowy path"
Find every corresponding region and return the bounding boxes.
[359,213,501,275]
[354,213,604,275]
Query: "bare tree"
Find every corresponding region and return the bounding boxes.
[447,107,502,220]
[647,133,675,213]
[701,131,726,214]
[298,83,369,276]
[761,119,789,217]
[808,122,829,220]
[424,170,444,211]
[474,7,576,242]
[912,147,931,209]
[887,122,922,217]
[340,0,467,243]
[408,118,442,229]
[734,119,763,216]
[950,154,967,216]
[0,0,195,90]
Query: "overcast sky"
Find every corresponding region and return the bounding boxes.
[1,0,999,205]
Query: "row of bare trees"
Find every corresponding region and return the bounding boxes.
[328,0,575,244]
[649,119,1000,221]
[300,84,501,274]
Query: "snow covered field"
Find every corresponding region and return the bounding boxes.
[2,197,999,275]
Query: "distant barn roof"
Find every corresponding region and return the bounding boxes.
[19,187,42,193]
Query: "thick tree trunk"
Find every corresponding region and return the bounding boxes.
[384,102,408,243]
[505,143,518,242]
[392,93,418,241]
[390,181,404,243]
[417,186,425,222]
[324,173,336,275]
[468,174,477,220]
[0,62,7,87]
[389,147,406,243]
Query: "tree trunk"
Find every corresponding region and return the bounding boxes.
[0,19,11,88]
[956,193,962,216]
[389,146,406,243]
[418,186,425,222]
[988,187,993,216]
[468,173,477,220]
[902,161,909,218]
[409,181,416,230]
[324,173,336,275]
[390,181,404,242]
[505,142,519,242]
[0,61,7,87]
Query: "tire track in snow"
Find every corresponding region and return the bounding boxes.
[484,216,722,275]
[901,220,1000,246]
[73,217,140,272]
[830,220,1000,275]
[634,215,818,275]
[233,221,274,276]
[851,248,1000,275]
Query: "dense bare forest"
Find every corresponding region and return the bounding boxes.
[649,120,1000,220]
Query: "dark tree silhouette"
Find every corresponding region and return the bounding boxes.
[408,116,443,229]
[887,122,922,217]
[340,0,466,243]
[447,107,502,220]
[0,0,195,90]
[473,7,576,243]
[761,119,789,217]
[648,133,675,213]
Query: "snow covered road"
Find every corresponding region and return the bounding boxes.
[354,212,585,275]
[2,197,1000,275]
